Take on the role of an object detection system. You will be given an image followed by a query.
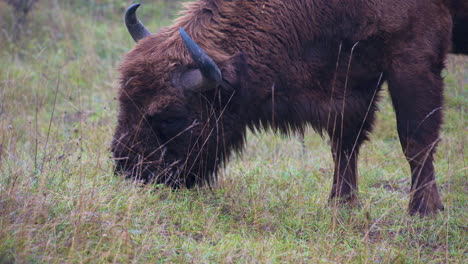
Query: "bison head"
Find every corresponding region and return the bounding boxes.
[112,4,250,188]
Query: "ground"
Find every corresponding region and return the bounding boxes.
[0,1,466,263]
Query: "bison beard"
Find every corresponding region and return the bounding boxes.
[112,0,467,216]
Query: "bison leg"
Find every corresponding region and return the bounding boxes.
[386,1,452,216]
[388,69,445,216]
[328,134,361,206]
[327,94,379,206]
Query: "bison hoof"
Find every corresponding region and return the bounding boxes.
[408,186,444,217]
[329,187,360,208]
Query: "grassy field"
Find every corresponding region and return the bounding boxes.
[0,1,466,263]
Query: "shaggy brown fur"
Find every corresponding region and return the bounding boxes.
[112,0,467,216]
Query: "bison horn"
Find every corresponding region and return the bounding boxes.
[179,27,223,86]
[125,3,151,42]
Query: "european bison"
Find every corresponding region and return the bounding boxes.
[112,0,467,216]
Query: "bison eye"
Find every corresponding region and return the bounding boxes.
[160,119,180,127]
[156,117,190,138]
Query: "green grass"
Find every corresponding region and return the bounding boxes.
[0,1,467,263]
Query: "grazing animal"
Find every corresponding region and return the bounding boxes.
[112,0,467,216]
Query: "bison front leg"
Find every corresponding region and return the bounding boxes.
[388,69,445,216]
[327,102,378,207]
[329,138,360,206]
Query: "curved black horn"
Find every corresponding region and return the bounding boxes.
[179,27,222,84]
[125,3,151,42]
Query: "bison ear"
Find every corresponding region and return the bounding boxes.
[176,69,218,93]
[175,52,250,94]
[220,52,250,93]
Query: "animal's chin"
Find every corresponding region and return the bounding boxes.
[113,146,221,188]
[117,161,205,189]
